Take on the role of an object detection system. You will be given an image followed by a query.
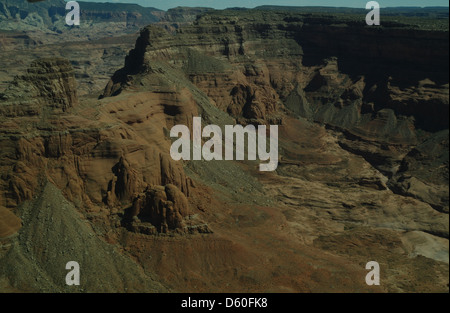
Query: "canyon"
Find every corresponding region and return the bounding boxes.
[0,3,448,292]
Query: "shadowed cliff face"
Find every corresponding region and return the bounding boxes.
[0,9,449,293]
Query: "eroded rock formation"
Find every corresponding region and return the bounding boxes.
[0,58,78,116]
[102,11,448,212]
[127,184,190,233]
[0,56,198,234]
[0,9,448,292]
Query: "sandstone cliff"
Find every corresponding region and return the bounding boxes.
[0,56,199,235]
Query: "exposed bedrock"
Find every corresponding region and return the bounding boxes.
[102,12,448,212]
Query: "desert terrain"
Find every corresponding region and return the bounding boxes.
[0,1,448,292]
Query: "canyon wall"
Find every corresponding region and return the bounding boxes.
[0,9,448,292]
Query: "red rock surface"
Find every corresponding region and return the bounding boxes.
[0,9,448,293]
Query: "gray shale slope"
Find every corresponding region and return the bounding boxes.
[0,182,167,292]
